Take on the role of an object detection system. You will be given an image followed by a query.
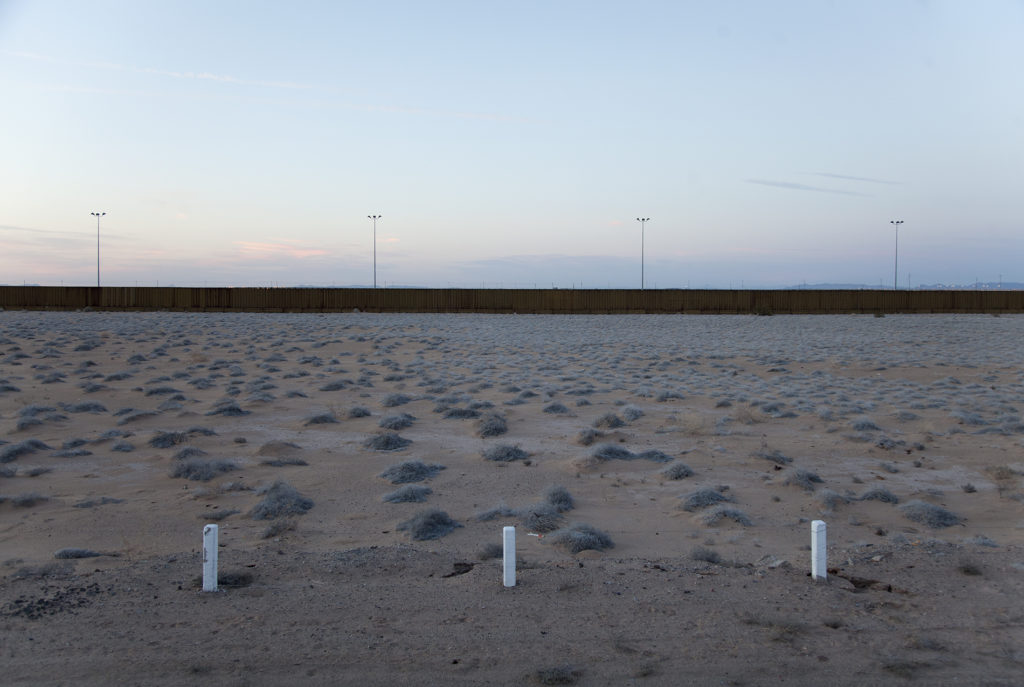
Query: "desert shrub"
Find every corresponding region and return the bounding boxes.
[250,481,314,520]
[382,393,413,407]
[691,546,722,564]
[173,446,208,460]
[19,404,56,417]
[16,417,44,431]
[476,504,516,521]
[633,449,673,463]
[0,465,15,478]
[755,449,792,465]
[543,402,571,415]
[382,484,432,503]
[576,428,603,446]
[260,457,308,467]
[661,462,695,480]
[482,444,529,462]
[443,407,480,419]
[397,509,462,540]
[951,410,987,426]
[379,460,445,484]
[145,386,181,397]
[262,520,296,538]
[549,523,614,553]
[701,506,753,526]
[378,413,416,430]
[593,413,625,429]
[783,469,823,491]
[203,508,240,521]
[170,459,238,482]
[680,488,732,512]
[818,489,849,510]
[12,492,48,507]
[53,548,104,559]
[304,412,339,426]
[966,535,997,547]
[111,441,135,452]
[900,500,963,528]
[544,485,575,512]
[347,406,371,418]
[53,448,92,457]
[63,401,108,413]
[591,443,633,461]
[1,439,51,463]
[859,488,899,504]
[851,418,881,432]
[117,409,160,424]
[622,405,645,421]
[364,432,412,451]
[149,431,189,449]
[518,503,563,533]
[206,400,249,417]
[477,413,508,437]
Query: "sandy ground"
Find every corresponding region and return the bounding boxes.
[1,311,1023,685]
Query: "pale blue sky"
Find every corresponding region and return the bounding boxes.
[1,1,1022,288]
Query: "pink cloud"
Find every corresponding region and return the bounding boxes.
[235,241,328,259]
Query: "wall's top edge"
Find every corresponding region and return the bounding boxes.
[0,286,1021,315]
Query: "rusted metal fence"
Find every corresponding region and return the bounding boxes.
[0,286,1021,314]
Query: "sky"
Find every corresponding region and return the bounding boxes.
[1,0,1022,289]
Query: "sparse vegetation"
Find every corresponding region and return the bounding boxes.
[379,460,445,484]
[477,413,508,437]
[661,462,695,480]
[170,458,239,482]
[680,488,733,512]
[382,484,432,503]
[482,444,529,462]
[364,432,413,451]
[700,505,752,526]
[549,523,614,553]
[397,509,462,540]
[250,481,314,519]
[900,500,963,528]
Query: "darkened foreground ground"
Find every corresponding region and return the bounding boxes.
[2,542,1022,686]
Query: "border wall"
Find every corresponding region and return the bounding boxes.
[1,286,1022,314]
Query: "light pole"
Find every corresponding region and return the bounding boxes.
[368,214,381,288]
[636,217,650,290]
[890,220,903,290]
[91,212,106,287]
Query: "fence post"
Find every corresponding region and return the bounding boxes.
[203,524,219,592]
[811,520,827,581]
[503,526,516,587]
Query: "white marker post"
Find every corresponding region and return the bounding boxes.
[203,524,219,592]
[811,520,827,581]
[503,526,516,588]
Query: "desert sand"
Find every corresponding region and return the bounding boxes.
[1,310,1023,686]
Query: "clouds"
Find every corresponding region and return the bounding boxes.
[744,179,871,197]
[812,172,900,185]
[235,241,329,260]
